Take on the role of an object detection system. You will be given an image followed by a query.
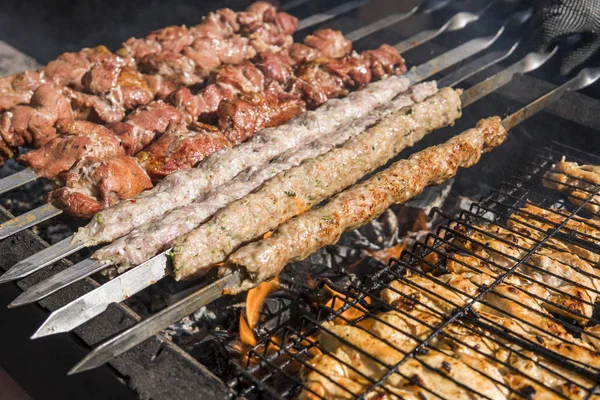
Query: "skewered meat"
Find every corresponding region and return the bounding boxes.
[139,43,403,181]
[543,158,600,214]
[17,120,123,180]
[0,84,73,163]
[0,2,298,163]
[222,116,504,291]
[72,75,412,246]
[173,88,462,281]
[93,82,438,273]
[49,155,152,219]
[42,30,355,215]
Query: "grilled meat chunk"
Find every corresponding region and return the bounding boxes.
[136,121,231,181]
[17,120,124,179]
[110,101,183,155]
[48,155,152,219]
[0,84,73,163]
[0,71,45,112]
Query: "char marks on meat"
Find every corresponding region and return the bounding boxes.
[49,155,152,219]
[17,120,124,180]
[136,121,231,181]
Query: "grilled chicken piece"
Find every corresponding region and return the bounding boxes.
[302,316,507,400]
[544,159,600,214]
[507,208,600,265]
[48,155,152,219]
[17,119,124,180]
[452,220,600,323]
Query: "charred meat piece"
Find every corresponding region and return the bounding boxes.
[110,101,183,155]
[17,120,124,180]
[136,121,230,181]
[289,29,352,63]
[49,155,152,219]
[0,84,73,163]
[217,83,305,144]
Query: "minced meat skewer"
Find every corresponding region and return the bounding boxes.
[170,87,462,280]
[92,82,438,273]
[72,75,412,246]
[222,116,506,292]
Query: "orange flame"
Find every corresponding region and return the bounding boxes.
[323,284,371,325]
[368,242,408,264]
[412,209,430,232]
[239,277,280,347]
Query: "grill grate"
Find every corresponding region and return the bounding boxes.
[233,141,600,399]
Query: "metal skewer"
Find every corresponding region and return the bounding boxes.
[0,168,37,195]
[9,17,529,308]
[1,6,514,285]
[296,0,368,31]
[70,66,600,375]
[30,37,552,337]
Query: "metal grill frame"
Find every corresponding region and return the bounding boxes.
[233,141,600,399]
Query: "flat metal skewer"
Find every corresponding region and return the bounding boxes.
[0,168,37,195]
[0,203,62,241]
[32,254,172,338]
[68,270,242,375]
[10,23,525,307]
[0,237,84,284]
[1,7,507,284]
[296,0,367,31]
[67,66,600,376]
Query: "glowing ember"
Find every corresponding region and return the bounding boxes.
[412,208,430,232]
[239,277,281,347]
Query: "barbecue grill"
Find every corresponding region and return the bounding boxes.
[2,0,600,398]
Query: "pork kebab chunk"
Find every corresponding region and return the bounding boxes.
[72,75,412,246]
[93,82,438,273]
[138,44,406,181]
[49,155,152,219]
[543,158,600,214]
[222,116,504,290]
[172,88,462,281]
[17,120,124,180]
